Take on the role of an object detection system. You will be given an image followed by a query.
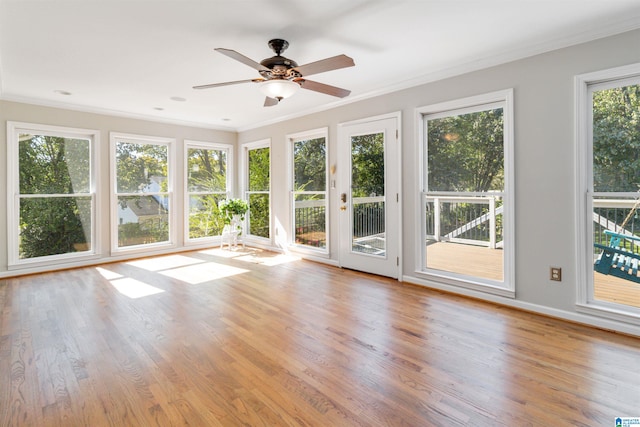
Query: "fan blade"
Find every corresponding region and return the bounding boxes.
[193,79,263,90]
[293,54,354,77]
[264,97,279,107]
[297,79,351,98]
[215,48,270,72]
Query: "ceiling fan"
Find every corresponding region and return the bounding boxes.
[193,39,355,107]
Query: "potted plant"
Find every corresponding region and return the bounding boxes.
[218,198,249,233]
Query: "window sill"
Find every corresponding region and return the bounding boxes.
[413,269,515,299]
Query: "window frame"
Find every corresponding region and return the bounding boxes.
[287,127,330,255]
[241,139,271,245]
[575,63,640,323]
[184,140,233,245]
[7,121,100,268]
[110,132,176,254]
[415,89,515,297]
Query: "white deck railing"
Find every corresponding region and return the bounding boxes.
[424,194,504,249]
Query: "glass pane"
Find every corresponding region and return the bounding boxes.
[248,147,270,192]
[294,137,326,191]
[427,108,504,192]
[19,196,92,259]
[351,133,384,197]
[188,194,226,239]
[19,134,91,194]
[116,142,168,193]
[248,193,269,238]
[117,195,169,247]
[593,84,640,192]
[591,83,640,309]
[425,106,505,283]
[187,148,227,192]
[592,197,640,305]
[294,194,326,249]
[425,198,504,281]
[351,133,385,256]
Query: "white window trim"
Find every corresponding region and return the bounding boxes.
[241,139,271,246]
[110,132,176,255]
[183,140,233,245]
[575,63,640,324]
[414,89,515,298]
[287,127,330,256]
[6,122,100,269]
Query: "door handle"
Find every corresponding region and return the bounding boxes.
[340,193,347,203]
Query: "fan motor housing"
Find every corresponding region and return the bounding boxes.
[260,55,298,70]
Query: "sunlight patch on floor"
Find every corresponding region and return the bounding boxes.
[160,262,249,285]
[199,247,301,266]
[95,266,124,280]
[110,277,165,299]
[199,247,252,258]
[234,253,301,266]
[125,254,205,272]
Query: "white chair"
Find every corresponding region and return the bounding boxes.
[220,218,244,250]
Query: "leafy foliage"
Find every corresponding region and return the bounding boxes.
[351,133,385,197]
[18,135,91,258]
[219,198,249,223]
[248,147,270,191]
[248,147,270,238]
[187,148,226,192]
[593,84,640,192]
[187,147,228,239]
[293,137,327,248]
[427,108,504,192]
[116,142,167,193]
[294,137,326,191]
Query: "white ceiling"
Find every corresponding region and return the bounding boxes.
[1,0,640,131]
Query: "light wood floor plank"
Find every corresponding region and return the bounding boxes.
[0,247,638,426]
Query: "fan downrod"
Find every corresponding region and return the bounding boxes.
[268,39,289,56]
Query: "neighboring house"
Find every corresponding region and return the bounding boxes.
[117,176,168,226]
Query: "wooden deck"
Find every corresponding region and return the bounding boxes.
[426,241,640,309]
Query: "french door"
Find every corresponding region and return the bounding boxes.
[338,115,400,278]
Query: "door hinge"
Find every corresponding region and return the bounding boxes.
[396,193,399,202]
[397,257,399,266]
[396,129,399,139]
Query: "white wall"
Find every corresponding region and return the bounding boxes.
[238,29,640,335]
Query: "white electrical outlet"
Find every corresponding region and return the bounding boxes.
[550,267,562,281]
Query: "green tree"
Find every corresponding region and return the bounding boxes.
[294,137,326,191]
[427,108,504,192]
[187,148,227,238]
[115,141,169,246]
[116,142,167,193]
[248,147,270,238]
[351,133,384,197]
[593,84,640,192]
[592,83,640,242]
[18,135,91,258]
[293,137,327,247]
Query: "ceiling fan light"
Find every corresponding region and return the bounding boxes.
[259,79,299,100]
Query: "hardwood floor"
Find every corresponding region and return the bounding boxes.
[1,247,639,426]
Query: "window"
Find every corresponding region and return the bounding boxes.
[576,64,640,320]
[185,142,231,242]
[243,140,270,240]
[111,133,174,251]
[7,122,98,267]
[289,129,328,251]
[417,90,514,295]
